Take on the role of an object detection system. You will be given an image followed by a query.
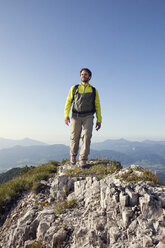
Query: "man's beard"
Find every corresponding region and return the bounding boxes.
[82,78,89,83]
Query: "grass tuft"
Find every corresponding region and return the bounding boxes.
[48,160,60,166]
[118,168,159,184]
[65,160,122,180]
[0,162,58,211]
[54,199,77,215]
[26,240,42,248]
[61,159,70,164]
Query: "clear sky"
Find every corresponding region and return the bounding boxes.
[0,0,165,144]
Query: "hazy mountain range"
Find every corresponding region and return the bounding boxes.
[0,137,47,149]
[0,137,165,182]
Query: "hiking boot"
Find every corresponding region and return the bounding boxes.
[70,155,76,165]
[79,160,87,168]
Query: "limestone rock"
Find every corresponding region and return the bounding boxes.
[52,227,68,247]
[0,161,165,248]
[143,235,153,247]
[156,241,165,248]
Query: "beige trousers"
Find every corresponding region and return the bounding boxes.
[70,114,94,161]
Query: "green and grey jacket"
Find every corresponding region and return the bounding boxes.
[64,83,102,123]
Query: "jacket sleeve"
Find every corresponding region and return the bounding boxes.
[95,89,102,123]
[64,86,74,118]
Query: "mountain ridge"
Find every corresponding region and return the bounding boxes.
[0,137,48,150]
[0,138,165,182]
[0,161,164,248]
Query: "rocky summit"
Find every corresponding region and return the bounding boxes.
[0,160,165,248]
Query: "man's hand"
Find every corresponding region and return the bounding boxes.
[64,117,70,126]
[95,122,101,131]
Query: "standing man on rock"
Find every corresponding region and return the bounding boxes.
[64,68,102,167]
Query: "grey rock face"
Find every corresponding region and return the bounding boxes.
[0,162,165,248]
[50,175,76,201]
[156,241,165,248]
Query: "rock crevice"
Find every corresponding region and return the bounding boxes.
[0,163,165,248]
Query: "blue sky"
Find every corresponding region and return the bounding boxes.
[0,0,165,144]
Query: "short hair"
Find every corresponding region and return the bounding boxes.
[80,68,92,78]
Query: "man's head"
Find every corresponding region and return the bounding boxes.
[80,68,92,83]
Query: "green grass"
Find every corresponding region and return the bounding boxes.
[26,240,42,248]
[118,168,159,184]
[0,162,58,211]
[134,167,144,172]
[61,158,70,164]
[48,160,60,166]
[64,160,122,180]
[54,199,77,215]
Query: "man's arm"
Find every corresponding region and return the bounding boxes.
[95,89,102,131]
[64,86,74,125]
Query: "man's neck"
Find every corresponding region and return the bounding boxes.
[81,82,89,87]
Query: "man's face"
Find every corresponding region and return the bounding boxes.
[80,70,91,83]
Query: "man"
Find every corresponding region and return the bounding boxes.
[64,68,102,167]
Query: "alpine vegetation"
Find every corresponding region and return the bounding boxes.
[0,160,165,248]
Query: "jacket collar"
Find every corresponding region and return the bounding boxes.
[80,82,92,87]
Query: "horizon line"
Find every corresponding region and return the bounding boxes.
[1,136,165,145]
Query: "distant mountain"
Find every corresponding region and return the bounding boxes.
[91,139,165,158]
[157,171,165,183]
[0,144,70,172]
[90,139,165,182]
[142,139,165,146]
[89,149,133,165]
[0,145,132,172]
[0,137,48,150]
[0,139,165,182]
[91,138,143,153]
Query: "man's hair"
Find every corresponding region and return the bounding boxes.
[80,68,92,78]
